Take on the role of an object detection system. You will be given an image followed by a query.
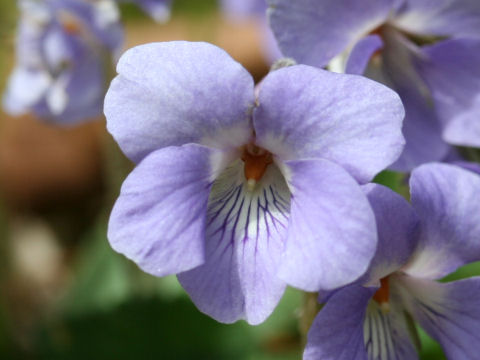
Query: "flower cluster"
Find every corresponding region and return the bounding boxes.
[104,37,480,358]
[5,0,480,358]
[269,0,480,170]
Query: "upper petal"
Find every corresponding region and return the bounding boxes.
[405,163,480,279]
[108,143,226,277]
[268,0,397,67]
[277,158,377,291]
[392,0,480,39]
[253,65,405,183]
[178,159,290,324]
[104,41,255,163]
[397,275,480,360]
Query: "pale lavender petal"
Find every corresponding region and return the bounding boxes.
[360,184,419,284]
[254,65,405,183]
[304,285,373,360]
[108,144,224,277]
[405,163,480,279]
[346,34,383,75]
[105,41,255,163]
[278,158,377,291]
[268,0,396,67]
[179,160,290,324]
[414,39,480,148]
[393,0,480,39]
[398,275,480,359]
[444,103,480,148]
[376,29,449,171]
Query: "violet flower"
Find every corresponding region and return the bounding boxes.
[269,0,480,170]
[3,0,123,125]
[104,41,405,324]
[305,163,480,359]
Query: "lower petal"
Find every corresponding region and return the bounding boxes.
[278,158,377,291]
[179,160,290,324]
[397,275,480,359]
[305,284,418,360]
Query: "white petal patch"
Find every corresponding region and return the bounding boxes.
[363,297,418,360]
[205,158,291,322]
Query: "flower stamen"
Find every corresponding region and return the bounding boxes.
[373,276,390,313]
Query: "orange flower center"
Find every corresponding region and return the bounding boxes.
[373,276,390,312]
[241,144,273,189]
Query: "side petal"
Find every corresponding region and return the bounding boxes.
[108,144,226,277]
[360,184,419,284]
[414,38,480,148]
[392,0,480,39]
[376,29,450,171]
[398,275,480,360]
[304,285,373,360]
[278,158,377,291]
[346,34,384,75]
[406,163,480,279]
[104,41,255,163]
[254,65,405,184]
[268,0,396,67]
[178,160,290,324]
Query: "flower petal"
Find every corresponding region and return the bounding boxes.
[304,285,374,360]
[398,275,480,359]
[361,184,419,284]
[346,34,383,75]
[376,29,450,171]
[254,65,405,183]
[278,158,377,291]
[406,163,480,279]
[268,0,396,67]
[414,38,480,148]
[108,144,226,277]
[392,0,480,39]
[104,41,255,163]
[178,160,290,324]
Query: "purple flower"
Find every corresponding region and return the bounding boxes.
[104,41,405,324]
[269,0,480,170]
[305,163,480,359]
[221,0,282,63]
[3,0,123,125]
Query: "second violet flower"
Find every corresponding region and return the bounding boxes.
[104,41,405,324]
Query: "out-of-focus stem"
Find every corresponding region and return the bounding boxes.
[299,292,321,347]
